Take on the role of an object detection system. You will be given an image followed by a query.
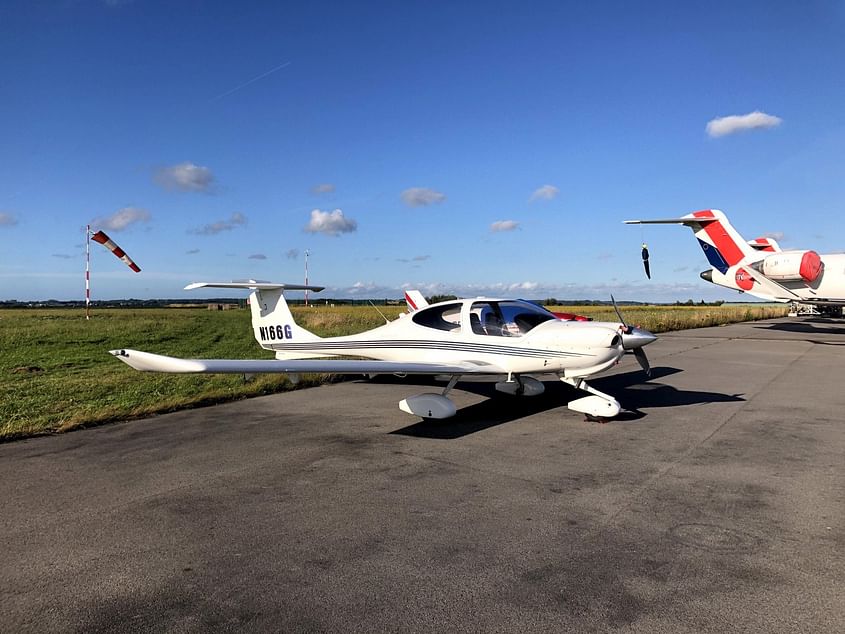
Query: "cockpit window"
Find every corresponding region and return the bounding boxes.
[411,302,462,332]
[469,301,555,336]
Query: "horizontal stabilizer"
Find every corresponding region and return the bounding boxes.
[623,217,717,226]
[185,281,325,292]
[110,349,500,375]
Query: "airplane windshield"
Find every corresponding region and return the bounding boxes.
[469,301,555,336]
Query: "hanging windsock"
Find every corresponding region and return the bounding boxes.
[91,230,141,272]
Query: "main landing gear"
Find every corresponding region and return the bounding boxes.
[398,375,460,419]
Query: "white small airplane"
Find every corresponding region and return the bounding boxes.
[625,209,845,312]
[111,282,657,421]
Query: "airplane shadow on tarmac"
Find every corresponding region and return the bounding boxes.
[752,319,845,340]
[387,367,745,439]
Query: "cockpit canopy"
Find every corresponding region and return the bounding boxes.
[411,299,556,336]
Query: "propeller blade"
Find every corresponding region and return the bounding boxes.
[633,347,651,377]
[610,294,629,332]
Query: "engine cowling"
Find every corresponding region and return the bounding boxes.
[753,250,822,283]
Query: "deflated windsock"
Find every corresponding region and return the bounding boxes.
[91,230,141,272]
[641,243,651,279]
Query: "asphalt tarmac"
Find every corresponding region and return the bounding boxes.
[1,317,843,633]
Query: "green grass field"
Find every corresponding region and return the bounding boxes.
[0,303,788,441]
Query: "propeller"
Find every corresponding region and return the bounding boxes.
[610,295,655,377]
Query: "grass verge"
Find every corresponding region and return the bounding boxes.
[0,303,787,441]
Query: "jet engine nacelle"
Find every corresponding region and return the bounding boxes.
[752,250,822,283]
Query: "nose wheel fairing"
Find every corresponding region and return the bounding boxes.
[560,376,622,420]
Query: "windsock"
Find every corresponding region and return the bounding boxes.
[91,231,141,272]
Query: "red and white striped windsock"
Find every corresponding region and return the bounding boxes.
[90,230,141,272]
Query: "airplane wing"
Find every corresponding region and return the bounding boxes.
[742,269,801,301]
[110,349,504,375]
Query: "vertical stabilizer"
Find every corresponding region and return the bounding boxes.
[248,287,321,348]
[184,281,323,350]
[404,290,429,312]
[625,209,756,274]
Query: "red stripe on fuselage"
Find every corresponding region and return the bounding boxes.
[693,210,745,266]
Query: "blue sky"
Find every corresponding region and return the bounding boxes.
[2,0,844,302]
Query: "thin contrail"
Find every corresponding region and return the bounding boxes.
[209,61,292,102]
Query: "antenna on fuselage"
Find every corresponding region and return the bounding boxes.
[368,300,390,324]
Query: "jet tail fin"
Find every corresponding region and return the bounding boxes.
[625,209,756,274]
[748,237,781,253]
[404,290,429,312]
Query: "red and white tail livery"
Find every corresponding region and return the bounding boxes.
[625,209,845,313]
[403,290,428,313]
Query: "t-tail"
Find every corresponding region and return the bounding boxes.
[185,281,325,351]
[624,210,800,302]
[625,209,757,274]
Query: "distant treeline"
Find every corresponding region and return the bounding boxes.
[2,297,731,309]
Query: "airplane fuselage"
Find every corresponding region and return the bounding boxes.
[703,252,845,304]
[265,299,627,379]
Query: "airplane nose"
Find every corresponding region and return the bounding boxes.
[620,327,657,350]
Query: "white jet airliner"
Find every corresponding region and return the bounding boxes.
[626,209,845,314]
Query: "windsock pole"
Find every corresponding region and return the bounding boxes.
[85,224,91,320]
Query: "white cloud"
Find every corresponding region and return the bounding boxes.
[762,231,785,241]
[392,280,709,302]
[706,111,782,138]
[0,212,18,227]
[401,187,446,207]
[154,162,216,192]
[347,281,393,295]
[304,209,357,236]
[248,253,267,260]
[189,212,247,235]
[491,220,520,232]
[529,185,559,202]
[91,206,151,232]
[311,183,336,194]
